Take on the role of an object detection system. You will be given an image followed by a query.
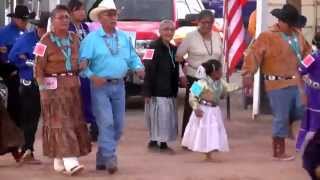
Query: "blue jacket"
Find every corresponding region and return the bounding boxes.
[8,30,39,80]
[0,23,26,63]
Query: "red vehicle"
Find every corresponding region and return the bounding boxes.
[110,0,206,96]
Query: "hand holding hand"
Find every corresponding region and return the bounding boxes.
[91,76,106,87]
[136,69,145,79]
[195,108,204,118]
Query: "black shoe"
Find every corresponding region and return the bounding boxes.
[148,141,158,149]
[107,166,118,174]
[159,142,175,154]
[159,142,168,150]
[96,165,106,171]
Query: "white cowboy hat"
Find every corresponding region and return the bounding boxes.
[89,0,117,22]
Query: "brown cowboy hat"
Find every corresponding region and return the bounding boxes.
[7,5,35,20]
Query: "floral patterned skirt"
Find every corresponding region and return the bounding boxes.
[40,76,91,158]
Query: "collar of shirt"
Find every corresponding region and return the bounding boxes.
[98,27,117,39]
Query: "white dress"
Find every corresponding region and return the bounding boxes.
[181,105,229,153]
[181,77,237,153]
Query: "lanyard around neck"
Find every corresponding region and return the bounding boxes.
[73,23,86,40]
[167,45,175,68]
[50,32,72,71]
[103,32,119,56]
[280,32,302,62]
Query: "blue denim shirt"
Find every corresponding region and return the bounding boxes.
[79,27,143,79]
[8,30,39,80]
[0,23,26,63]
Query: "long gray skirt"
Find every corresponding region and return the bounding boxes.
[145,97,178,142]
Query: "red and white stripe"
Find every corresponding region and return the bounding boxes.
[224,0,247,74]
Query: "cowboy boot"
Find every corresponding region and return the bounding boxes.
[10,148,22,163]
[273,137,295,161]
[316,166,320,179]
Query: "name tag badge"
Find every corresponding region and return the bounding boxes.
[33,43,47,57]
[143,49,155,60]
[44,77,57,90]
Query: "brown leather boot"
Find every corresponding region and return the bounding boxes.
[315,166,320,179]
[272,137,295,161]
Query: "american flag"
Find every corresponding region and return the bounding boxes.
[224,0,247,75]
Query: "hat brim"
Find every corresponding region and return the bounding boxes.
[7,12,35,20]
[29,19,47,28]
[89,7,117,22]
[295,15,307,28]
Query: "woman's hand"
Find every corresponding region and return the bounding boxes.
[195,108,204,118]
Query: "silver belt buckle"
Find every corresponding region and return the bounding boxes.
[313,82,320,89]
[21,79,32,86]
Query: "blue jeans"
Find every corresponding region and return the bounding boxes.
[267,86,304,138]
[91,80,125,167]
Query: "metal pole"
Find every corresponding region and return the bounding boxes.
[223,0,231,121]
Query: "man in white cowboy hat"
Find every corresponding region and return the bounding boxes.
[0,5,35,130]
[79,0,144,174]
[242,4,311,161]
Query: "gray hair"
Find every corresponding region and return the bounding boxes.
[159,19,175,30]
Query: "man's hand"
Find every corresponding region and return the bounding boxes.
[179,76,188,88]
[243,74,254,89]
[136,69,145,79]
[19,54,27,61]
[91,76,106,87]
[194,108,204,118]
[79,61,88,70]
[145,97,151,104]
[0,46,7,53]
[300,91,308,106]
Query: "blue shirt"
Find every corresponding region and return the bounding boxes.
[8,30,39,80]
[0,23,26,63]
[79,27,143,79]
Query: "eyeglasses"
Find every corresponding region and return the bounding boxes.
[199,20,214,25]
[54,15,71,20]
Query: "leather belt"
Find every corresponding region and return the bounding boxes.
[106,79,122,83]
[304,77,320,90]
[47,72,77,77]
[200,100,217,107]
[263,75,296,81]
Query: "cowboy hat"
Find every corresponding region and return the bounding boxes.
[89,0,117,22]
[7,5,35,20]
[29,12,50,28]
[271,4,301,27]
[295,15,307,28]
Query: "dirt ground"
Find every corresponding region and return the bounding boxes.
[0,76,310,180]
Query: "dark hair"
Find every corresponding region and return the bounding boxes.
[68,0,83,11]
[50,5,70,18]
[202,59,222,76]
[198,10,214,21]
[312,32,320,49]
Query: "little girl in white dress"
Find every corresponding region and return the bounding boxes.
[181,59,239,160]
